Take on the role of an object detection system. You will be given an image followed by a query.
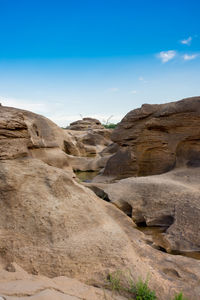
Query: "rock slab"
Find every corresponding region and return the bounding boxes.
[103,97,200,179]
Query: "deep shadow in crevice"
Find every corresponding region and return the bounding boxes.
[98,191,110,202]
[157,246,167,253]
[116,202,133,218]
[89,186,111,202]
[136,221,147,227]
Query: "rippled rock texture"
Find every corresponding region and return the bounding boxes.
[103,97,200,179]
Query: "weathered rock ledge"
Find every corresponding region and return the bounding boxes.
[103,97,200,179]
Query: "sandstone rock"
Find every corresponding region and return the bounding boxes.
[1,106,200,299]
[103,97,200,179]
[101,167,200,253]
[63,128,114,172]
[0,263,126,300]
[64,129,112,157]
[1,158,200,298]
[0,106,73,172]
[99,143,119,157]
[0,158,134,281]
[68,118,104,131]
[0,159,200,299]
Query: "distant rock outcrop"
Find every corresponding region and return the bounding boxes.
[64,124,115,172]
[68,117,104,131]
[103,97,200,179]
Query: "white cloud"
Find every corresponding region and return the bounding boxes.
[138,76,148,83]
[107,88,119,92]
[158,50,176,63]
[183,54,198,61]
[130,90,137,94]
[181,36,192,45]
[0,96,47,113]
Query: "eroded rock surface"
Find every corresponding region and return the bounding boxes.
[0,158,135,281]
[0,106,73,172]
[68,117,104,131]
[103,97,200,179]
[101,167,200,253]
[1,158,200,298]
[1,105,200,299]
[64,128,114,172]
[0,263,126,300]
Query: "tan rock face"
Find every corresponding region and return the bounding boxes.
[0,263,126,300]
[0,158,137,282]
[1,159,200,299]
[0,106,73,172]
[1,105,200,299]
[65,129,112,157]
[68,118,104,131]
[63,129,114,171]
[102,167,200,253]
[103,97,200,179]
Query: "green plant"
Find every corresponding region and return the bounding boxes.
[106,271,157,300]
[134,279,157,300]
[172,292,188,300]
[106,271,190,300]
[107,271,123,292]
[103,123,118,129]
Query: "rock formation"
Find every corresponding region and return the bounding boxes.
[92,167,200,253]
[64,124,115,172]
[1,105,200,299]
[0,263,126,300]
[64,128,112,157]
[103,97,200,179]
[0,105,74,173]
[0,158,135,281]
[68,117,104,131]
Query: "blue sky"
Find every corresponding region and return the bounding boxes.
[0,0,199,126]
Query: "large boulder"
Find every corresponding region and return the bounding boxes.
[1,159,200,299]
[99,167,200,253]
[103,97,200,179]
[63,128,114,172]
[0,105,74,172]
[68,118,104,131]
[0,158,135,281]
[64,129,112,157]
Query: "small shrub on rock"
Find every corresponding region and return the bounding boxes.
[107,271,157,299]
[172,293,188,300]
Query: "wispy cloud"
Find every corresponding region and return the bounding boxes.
[181,36,192,45]
[158,50,176,63]
[130,90,137,94]
[183,54,198,61]
[107,88,119,92]
[138,76,148,83]
[0,96,124,127]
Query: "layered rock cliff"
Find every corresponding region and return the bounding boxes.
[103,97,200,179]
